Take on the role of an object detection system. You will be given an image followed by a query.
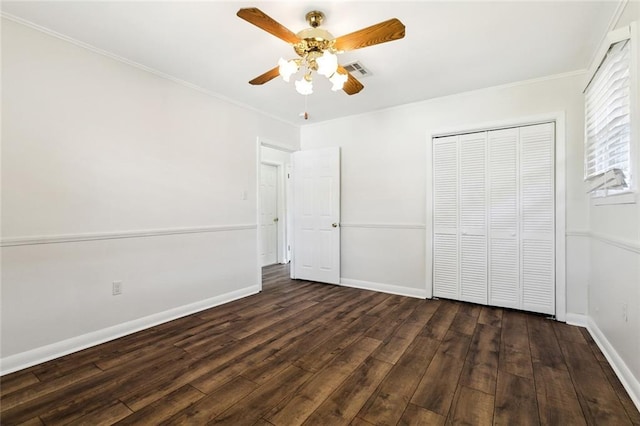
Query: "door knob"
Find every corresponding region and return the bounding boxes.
[332,223,339,228]
[273,218,279,223]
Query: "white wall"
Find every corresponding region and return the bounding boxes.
[0,18,299,372]
[585,1,640,409]
[301,72,589,310]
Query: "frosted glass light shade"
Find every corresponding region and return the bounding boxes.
[316,51,338,78]
[329,71,348,91]
[278,58,298,82]
[295,77,313,95]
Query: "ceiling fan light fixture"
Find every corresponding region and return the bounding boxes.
[329,71,348,91]
[295,77,313,95]
[316,50,338,78]
[278,57,299,82]
[239,7,405,97]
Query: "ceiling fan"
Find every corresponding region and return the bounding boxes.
[237,7,406,96]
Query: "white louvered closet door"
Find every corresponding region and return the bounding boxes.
[433,136,459,299]
[432,122,555,316]
[520,123,555,315]
[488,128,520,309]
[459,132,487,304]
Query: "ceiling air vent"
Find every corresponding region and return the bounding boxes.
[342,61,372,78]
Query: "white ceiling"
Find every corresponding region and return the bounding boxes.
[2,1,620,125]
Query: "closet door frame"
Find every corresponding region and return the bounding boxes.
[426,112,566,321]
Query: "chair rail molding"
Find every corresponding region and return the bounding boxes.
[589,232,640,254]
[1,224,257,247]
[339,223,425,230]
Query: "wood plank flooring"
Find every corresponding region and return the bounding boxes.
[2,264,639,425]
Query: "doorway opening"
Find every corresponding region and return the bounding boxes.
[257,140,342,290]
[257,140,294,288]
[260,163,279,266]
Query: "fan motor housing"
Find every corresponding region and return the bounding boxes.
[294,27,335,57]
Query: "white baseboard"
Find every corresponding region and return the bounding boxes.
[565,313,588,327]
[587,317,640,412]
[0,285,260,376]
[340,278,428,299]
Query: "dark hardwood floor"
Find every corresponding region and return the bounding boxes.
[2,264,639,425]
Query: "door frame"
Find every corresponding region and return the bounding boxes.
[256,138,296,289]
[426,111,567,321]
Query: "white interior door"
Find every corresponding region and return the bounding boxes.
[292,147,341,284]
[260,163,278,266]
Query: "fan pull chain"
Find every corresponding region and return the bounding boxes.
[301,94,309,120]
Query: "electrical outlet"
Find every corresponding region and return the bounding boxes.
[622,303,628,322]
[112,281,122,296]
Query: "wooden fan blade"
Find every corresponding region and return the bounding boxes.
[249,66,280,85]
[338,66,364,95]
[334,18,405,52]
[237,8,299,44]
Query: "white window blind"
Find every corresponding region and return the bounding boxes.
[585,39,631,195]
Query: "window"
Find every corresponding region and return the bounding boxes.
[584,30,634,199]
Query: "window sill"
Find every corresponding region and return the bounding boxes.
[591,191,637,206]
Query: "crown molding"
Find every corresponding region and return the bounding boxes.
[302,69,586,128]
[585,0,630,78]
[0,12,300,128]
